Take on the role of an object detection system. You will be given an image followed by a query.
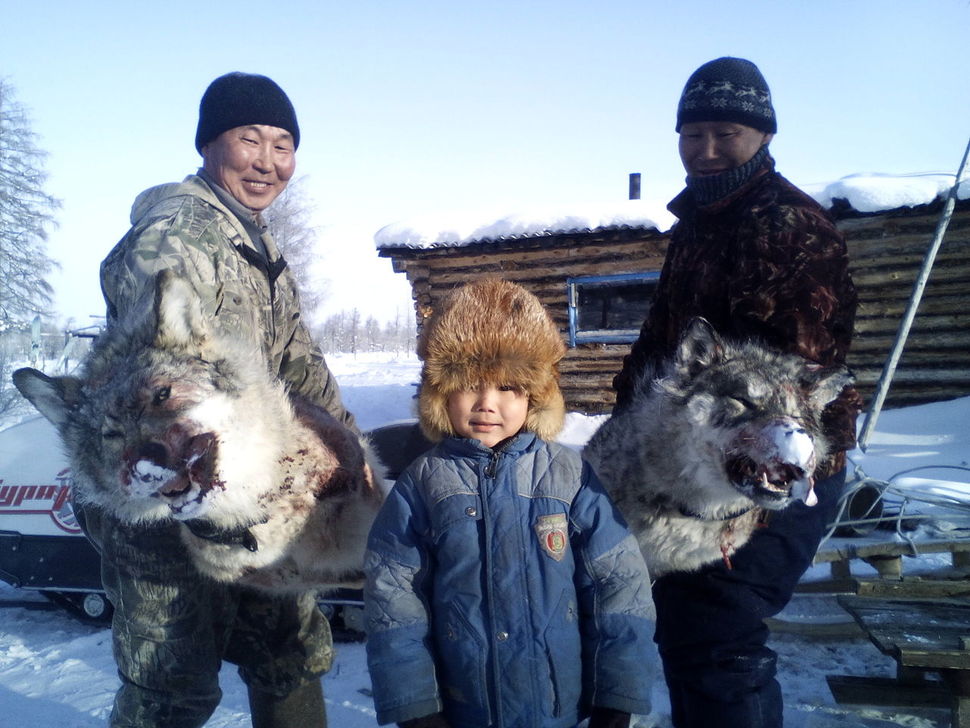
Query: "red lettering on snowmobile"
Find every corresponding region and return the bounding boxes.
[0,470,80,534]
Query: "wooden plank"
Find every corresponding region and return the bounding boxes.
[795,577,858,594]
[411,241,667,270]
[764,617,863,637]
[858,296,970,319]
[899,648,970,671]
[855,314,970,333]
[851,368,970,384]
[839,213,970,241]
[838,595,970,661]
[814,539,970,565]
[856,579,970,599]
[850,261,970,286]
[826,674,951,708]
[851,328,970,347]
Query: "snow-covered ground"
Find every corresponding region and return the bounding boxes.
[2,352,968,727]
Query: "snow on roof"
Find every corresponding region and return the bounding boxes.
[374,200,676,250]
[804,172,968,214]
[375,173,968,250]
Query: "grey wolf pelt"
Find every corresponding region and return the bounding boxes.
[584,318,852,577]
[13,271,384,594]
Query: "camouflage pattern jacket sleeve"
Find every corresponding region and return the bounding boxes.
[613,160,861,464]
[100,174,357,432]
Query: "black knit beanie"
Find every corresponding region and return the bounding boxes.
[195,72,300,152]
[676,57,776,134]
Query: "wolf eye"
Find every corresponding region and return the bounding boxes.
[101,414,125,440]
[101,424,124,440]
[153,386,171,405]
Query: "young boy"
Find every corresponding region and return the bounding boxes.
[364,278,656,728]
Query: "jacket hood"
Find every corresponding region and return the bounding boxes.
[128,175,258,258]
[129,175,220,225]
[417,278,566,442]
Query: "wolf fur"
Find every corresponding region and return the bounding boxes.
[584,318,852,578]
[13,271,384,594]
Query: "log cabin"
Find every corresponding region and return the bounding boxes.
[378,175,970,414]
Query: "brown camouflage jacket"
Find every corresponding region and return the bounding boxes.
[613,157,861,474]
[100,174,356,431]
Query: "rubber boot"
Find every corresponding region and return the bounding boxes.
[248,679,327,728]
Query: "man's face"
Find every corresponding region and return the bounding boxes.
[202,124,296,211]
[446,384,529,448]
[678,121,773,177]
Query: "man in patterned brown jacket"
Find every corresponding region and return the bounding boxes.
[613,57,861,727]
[84,72,353,728]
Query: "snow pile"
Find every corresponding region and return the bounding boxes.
[805,172,969,213]
[375,172,967,249]
[375,199,675,249]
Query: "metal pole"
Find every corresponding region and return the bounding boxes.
[857,137,970,451]
[629,173,641,200]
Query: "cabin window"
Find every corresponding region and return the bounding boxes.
[566,272,660,346]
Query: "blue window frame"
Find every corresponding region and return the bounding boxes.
[566,272,660,346]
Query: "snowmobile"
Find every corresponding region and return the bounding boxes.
[0,414,110,623]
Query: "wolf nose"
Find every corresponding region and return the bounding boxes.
[771,424,814,467]
[138,441,169,467]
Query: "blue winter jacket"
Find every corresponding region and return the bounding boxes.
[364,432,656,728]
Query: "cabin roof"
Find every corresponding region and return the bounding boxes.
[376,173,968,252]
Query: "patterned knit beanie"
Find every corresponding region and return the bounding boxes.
[676,57,776,134]
[195,72,300,152]
[417,278,567,443]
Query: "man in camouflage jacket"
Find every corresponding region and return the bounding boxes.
[612,58,861,727]
[83,72,353,728]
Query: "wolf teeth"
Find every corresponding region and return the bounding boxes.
[760,472,788,493]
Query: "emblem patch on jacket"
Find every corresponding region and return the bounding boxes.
[535,513,569,562]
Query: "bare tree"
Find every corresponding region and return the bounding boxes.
[264,175,328,317]
[313,308,416,355]
[0,79,61,419]
[364,315,382,351]
[0,79,60,333]
[347,308,361,355]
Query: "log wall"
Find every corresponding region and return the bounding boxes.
[839,201,970,408]
[380,201,970,414]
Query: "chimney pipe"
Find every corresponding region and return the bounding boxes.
[629,172,641,200]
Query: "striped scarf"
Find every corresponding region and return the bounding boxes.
[686,145,770,207]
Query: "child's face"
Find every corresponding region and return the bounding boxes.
[446,384,529,448]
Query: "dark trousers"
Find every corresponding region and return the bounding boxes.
[76,505,333,728]
[653,469,846,728]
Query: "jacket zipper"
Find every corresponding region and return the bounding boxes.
[484,448,501,479]
[480,443,506,727]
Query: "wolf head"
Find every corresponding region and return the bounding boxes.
[14,271,290,524]
[656,318,853,511]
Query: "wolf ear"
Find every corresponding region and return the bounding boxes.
[802,364,854,409]
[676,317,725,377]
[12,368,82,428]
[152,269,210,349]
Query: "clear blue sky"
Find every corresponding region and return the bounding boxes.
[4,0,968,325]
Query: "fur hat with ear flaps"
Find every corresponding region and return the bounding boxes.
[417,278,567,443]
